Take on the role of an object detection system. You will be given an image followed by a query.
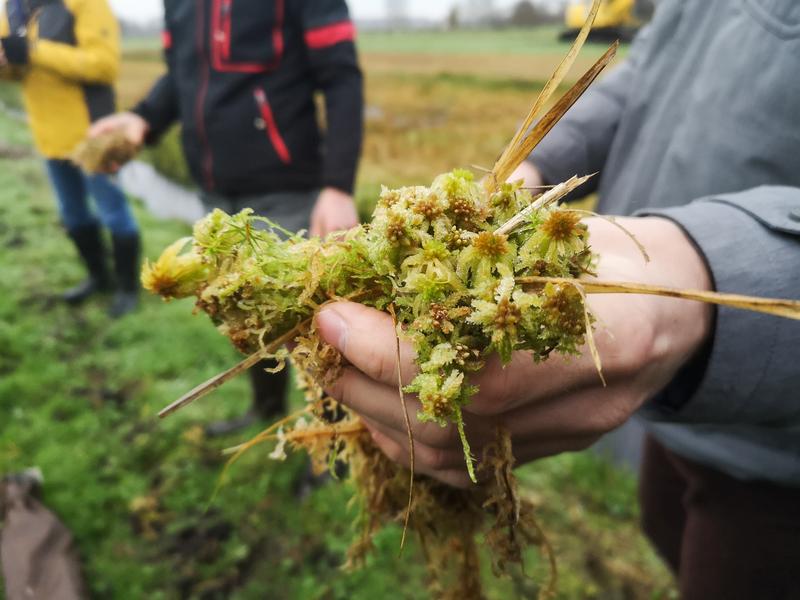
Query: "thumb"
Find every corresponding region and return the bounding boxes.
[309,205,323,238]
[316,302,416,385]
[88,119,113,138]
[128,124,146,147]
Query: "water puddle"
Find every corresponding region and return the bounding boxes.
[118,161,204,225]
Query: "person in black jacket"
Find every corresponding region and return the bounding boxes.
[92,0,364,433]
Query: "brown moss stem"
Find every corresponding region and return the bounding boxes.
[389,304,415,552]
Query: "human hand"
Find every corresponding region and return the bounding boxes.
[309,187,359,238]
[316,216,713,488]
[509,161,544,190]
[88,111,149,145]
[83,112,149,173]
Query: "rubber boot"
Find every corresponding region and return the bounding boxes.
[205,360,288,437]
[63,224,112,304]
[108,232,140,319]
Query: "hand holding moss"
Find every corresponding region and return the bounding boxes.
[310,187,359,237]
[88,111,149,147]
[316,216,713,488]
[73,111,150,173]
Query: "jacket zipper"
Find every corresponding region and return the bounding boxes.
[210,0,284,73]
[195,0,215,190]
[222,0,231,60]
[212,0,231,61]
[254,88,292,165]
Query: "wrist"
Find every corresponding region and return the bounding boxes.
[509,161,544,188]
[320,187,353,201]
[587,216,714,386]
[321,175,355,196]
[1,36,29,66]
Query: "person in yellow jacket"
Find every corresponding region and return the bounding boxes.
[0,0,140,318]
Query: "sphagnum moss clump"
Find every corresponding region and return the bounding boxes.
[144,170,594,474]
[142,170,595,598]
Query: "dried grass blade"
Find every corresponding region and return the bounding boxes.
[495,174,593,236]
[518,277,800,320]
[514,42,618,166]
[283,420,367,443]
[486,0,607,192]
[221,405,315,456]
[571,282,606,386]
[158,321,308,419]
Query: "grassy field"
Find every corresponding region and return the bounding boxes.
[116,30,622,197]
[358,27,586,54]
[0,29,672,600]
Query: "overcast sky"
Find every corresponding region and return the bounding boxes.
[0,0,565,24]
[106,0,552,24]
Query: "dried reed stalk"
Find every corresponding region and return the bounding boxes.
[485,0,613,193]
[517,276,800,321]
[495,174,593,236]
[157,322,308,418]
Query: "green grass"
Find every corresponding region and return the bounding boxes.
[358,26,618,56]
[0,81,22,111]
[0,87,672,600]
[121,27,622,59]
[140,128,195,189]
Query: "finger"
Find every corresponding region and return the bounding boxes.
[362,416,482,472]
[309,209,322,238]
[467,311,653,417]
[327,364,496,451]
[327,366,469,449]
[88,119,116,138]
[365,407,598,473]
[129,125,147,147]
[466,352,598,416]
[487,382,640,444]
[367,426,473,489]
[324,335,627,448]
[350,375,630,452]
[327,366,414,427]
[326,221,351,235]
[316,302,417,387]
[336,212,359,230]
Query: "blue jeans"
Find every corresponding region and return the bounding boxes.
[45,160,139,236]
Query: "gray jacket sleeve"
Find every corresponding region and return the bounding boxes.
[639,186,800,426]
[527,27,652,194]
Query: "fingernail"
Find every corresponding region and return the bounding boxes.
[316,306,348,351]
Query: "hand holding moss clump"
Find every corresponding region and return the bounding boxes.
[143,169,596,480]
[70,129,139,174]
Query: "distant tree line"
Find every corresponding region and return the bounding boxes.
[448,0,565,30]
[508,0,563,26]
[118,17,161,38]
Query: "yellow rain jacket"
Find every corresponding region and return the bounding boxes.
[0,0,120,158]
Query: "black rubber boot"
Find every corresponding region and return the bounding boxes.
[205,360,288,437]
[250,359,289,419]
[108,233,140,319]
[63,224,112,305]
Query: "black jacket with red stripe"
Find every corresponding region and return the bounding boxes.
[133,0,363,196]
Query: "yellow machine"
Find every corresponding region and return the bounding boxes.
[561,0,653,42]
